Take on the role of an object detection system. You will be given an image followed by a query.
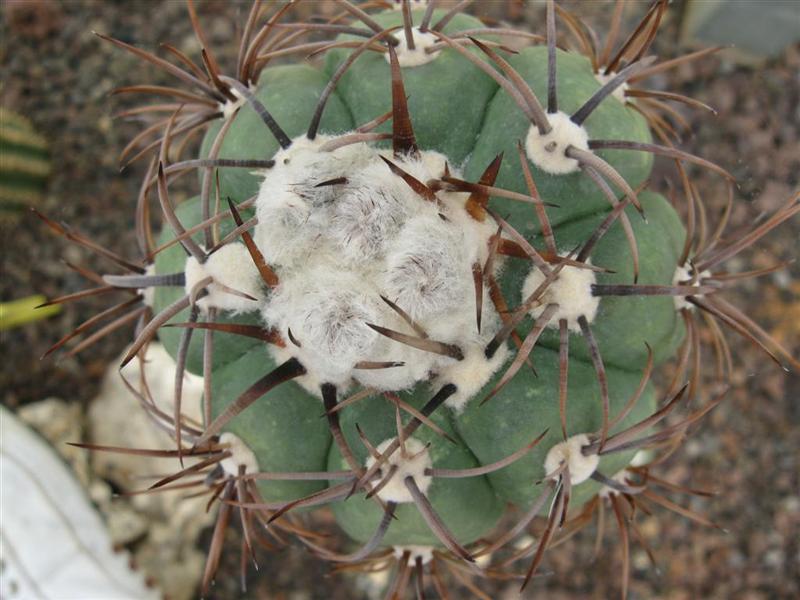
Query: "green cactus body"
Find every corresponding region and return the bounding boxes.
[455,345,656,508]
[323,10,496,165]
[150,6,689,555]
[328,388,503,546]
[499,191,687,370]
[212,344,332,503]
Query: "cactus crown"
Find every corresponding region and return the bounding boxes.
[38,0,798,597]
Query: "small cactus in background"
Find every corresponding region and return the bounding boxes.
[0,110,59,330]
[40,1,798,597]
[0,108,50,217]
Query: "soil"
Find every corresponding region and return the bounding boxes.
[1,1,798,599]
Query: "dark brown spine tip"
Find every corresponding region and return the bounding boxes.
[226,197,279,288]
[388,45,419,159]
[465,152,504,221]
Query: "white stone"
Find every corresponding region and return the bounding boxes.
[1,406,160,600]
[88,344,212,600]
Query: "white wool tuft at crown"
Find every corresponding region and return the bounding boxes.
[327,158,427,265]
[383,214,469,321]
[351,311,445,392]
[250,133,503,391]
[262,266,383,386]
[268,344,324,398]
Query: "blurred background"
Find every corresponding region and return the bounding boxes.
[1,1,798,598]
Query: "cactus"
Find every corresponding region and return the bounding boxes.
[0,108,50,217]
[40,1,798,597]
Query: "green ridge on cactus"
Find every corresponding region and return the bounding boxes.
[328,387,503,546]
[211,345,332,503]
[466,46,653,230]
[499,191,687,370]
[538,191,686,368]
[324,9,497,165]
[455,345,657,508]
[0,108,51,213]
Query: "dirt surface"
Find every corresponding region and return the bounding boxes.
[1,1,798,599]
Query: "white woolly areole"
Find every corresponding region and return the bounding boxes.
[184,243,263,313]
[139,263,157,308]
[440,343,510,413]
[544,434,599,485]
[522,260,599,332]
[252,133,501,389]
[365,438,432,504]
[598,468,631,499]
[594,71,629,103]
[219,432,259,477]
[384,28,441,67]
[393,545,434,566]
[221,86,246,120]
[672,265,711,310]
[525,111,589,175]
